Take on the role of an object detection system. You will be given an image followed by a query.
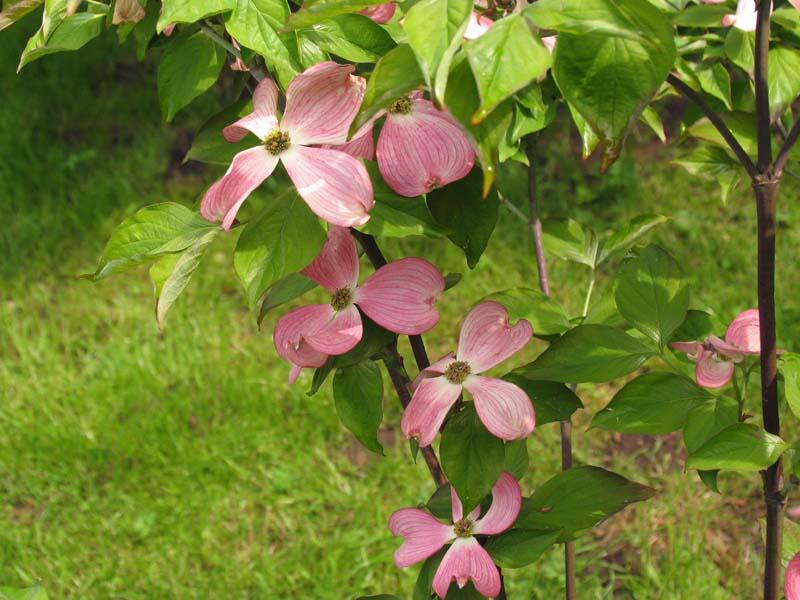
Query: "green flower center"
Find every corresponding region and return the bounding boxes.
[330,288,353,312]
[444,361,471,385]
[387,96,413,115]
[263,130,291,155]
[453,518,473,538]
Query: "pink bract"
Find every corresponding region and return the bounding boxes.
[389,472,521,598]
[360,2,397,23]
[401,301,535,446]
[200,62,374,230]
[670,309,761,388]
[787,553,800,600]
[273,227,444,381]
[464,12,494,40]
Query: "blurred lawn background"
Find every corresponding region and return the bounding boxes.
[2,15,800,600]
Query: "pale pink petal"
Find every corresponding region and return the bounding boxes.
[301,226,359,292]
[163,23,175,36]
[464,12,494,40]
[542,35,557,53]
[791,0,800,10]
[695,347,735,389]
[282,61,366,145]
[273,307,330,381]
[450,485,481,523]
[355,258,444,335]
[389,508,454,568]
[303,304,364,356]
[456,301,533,373]
[411,353,456,392]
[724,0,761,31]
[325,118,376,160]
[473,472,522,535]
[401,376,462,447]
[223,78,280,142]
[200,147,278,230]
[708,335,746,362]
[281,145,373,227]
[360,2,397,23]
[377,98,475,197]
[670,341,703,359]
[786,553,800,600]
[464,376,535,441]
[432,537,501,599]
[725,308,761,354]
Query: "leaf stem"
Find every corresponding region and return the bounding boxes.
[581,272,595,319]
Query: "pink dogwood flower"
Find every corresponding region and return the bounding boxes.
[402,301,535,446]
[360,2,397,23]
[273,226,445,382]
[389,472,521,599]
[201,62,374,230]
[704,0,773,31]
[671,309,760,389]
[332,92,475,197]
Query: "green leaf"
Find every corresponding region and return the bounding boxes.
[515,466,655,541]
[696,62,732,110]
[504,439,529,480]
[185,99,254,165]
[426,483,453,520]
[465,14,552,123]
[333,361,384,454]
[483,288,571,336]
[724,27,754,73]
[671,4,729,27]
[485,529,560,568]
[513,324,656,383]
[225,0,299,89]
[352,44,424,132]
[414,549,446,600]
[779,353,800,420]
[286,0,387,29]
[614,245,690,347]
[427,169,499,269]
[598,214,668,264]
[157,31,226,122]
[86,203,218,280]
[0,586,49,600]
[233,192,326,308]
[440,404,505,513]
[158,0,234,32]
[501,377,583,425]
[670,309,713,344]
[18,7,107,70]
[542,219,598,267]
[683,395,738,454]
[257,273,317,327]
[686,423,787,472]
[302,13,395,63]
[445,54,513,194]
[542,0,676,166]
[404,0,472,105]
[591,372,713,434]
[358,162,448,238]
[768,47,800,121]
[0,1,44,32]
[149,228,219,329]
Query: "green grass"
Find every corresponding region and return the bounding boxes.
[2,16,800,600]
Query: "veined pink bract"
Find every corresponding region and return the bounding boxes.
[360,2,397,23]
[200,62,374,230]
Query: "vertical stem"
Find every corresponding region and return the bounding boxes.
[756,181,783,600]
[525,135,576,600]
[754,4,783,599]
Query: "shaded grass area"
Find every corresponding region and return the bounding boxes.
[2,18,800,600]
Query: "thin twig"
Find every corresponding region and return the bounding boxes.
[667,74,759,178]
[775,117,800,176]
[199,21,268,83]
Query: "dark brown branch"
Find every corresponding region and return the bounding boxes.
[667,74,759,178]
[775,116,800,176]
[524,135,576,600]
[755,0,773,171]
